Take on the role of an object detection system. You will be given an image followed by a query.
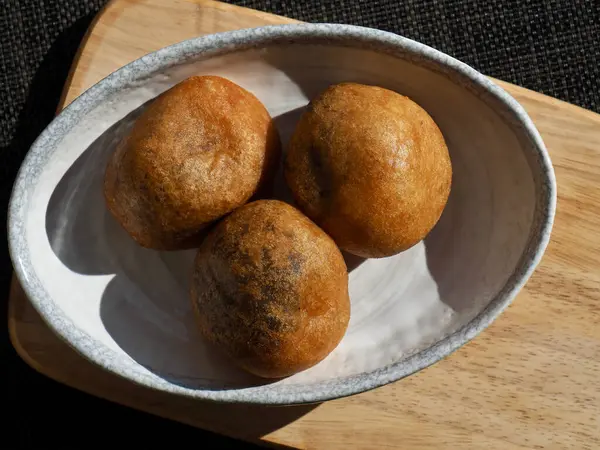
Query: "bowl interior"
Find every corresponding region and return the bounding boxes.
[21,37,539,401]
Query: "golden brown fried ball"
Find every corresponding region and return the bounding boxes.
[104,75,281,250]
[190,199,350,378]
[285,82,452,258]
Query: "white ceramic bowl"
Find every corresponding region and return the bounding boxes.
[8,24,556,405]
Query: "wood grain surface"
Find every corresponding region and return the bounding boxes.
[8,0,600,448]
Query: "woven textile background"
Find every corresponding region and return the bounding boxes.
[2,0,598,448]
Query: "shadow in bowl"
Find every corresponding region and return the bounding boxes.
[423,189,471,313]
[422,136,498,317]
[269,106,305,206]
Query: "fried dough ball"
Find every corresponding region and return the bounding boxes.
[191,200,350,378]
[285,82,452,258]
[104,75,280,250]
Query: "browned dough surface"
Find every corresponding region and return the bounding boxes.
[191,199,350,378]
[285,82,452,258]
[105,75,281,250]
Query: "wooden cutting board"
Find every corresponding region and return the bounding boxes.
[9,0,600,448]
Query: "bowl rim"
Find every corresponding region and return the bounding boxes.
[7,23,557,405]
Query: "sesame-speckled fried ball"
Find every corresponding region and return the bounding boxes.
[190,199,350,379]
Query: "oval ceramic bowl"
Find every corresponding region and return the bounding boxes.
[8,24,556,405]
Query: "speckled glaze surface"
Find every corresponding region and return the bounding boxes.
[7,24,556,405]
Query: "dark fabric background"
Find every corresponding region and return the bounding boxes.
[2,0,598,448]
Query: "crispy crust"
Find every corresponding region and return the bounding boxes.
[284,82,452,258]
[104,75,281,250]
[191,200,350,378]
